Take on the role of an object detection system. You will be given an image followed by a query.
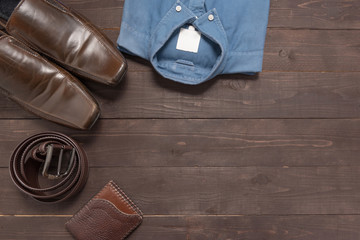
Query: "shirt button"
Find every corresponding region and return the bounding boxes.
[176,5,182,12]
[208,14,214,21]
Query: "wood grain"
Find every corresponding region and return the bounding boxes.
[1,215,360,240]
[0,72,360,119]
[263,29,360,72]
[270,0,360,29]
[1,166,360,215]
[61,0,360,30]
[0,119,360,168]
[1,0,360,239]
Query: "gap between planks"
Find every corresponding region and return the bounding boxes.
[3,214,360,217]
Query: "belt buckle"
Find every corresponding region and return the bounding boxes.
[41,144,75,180]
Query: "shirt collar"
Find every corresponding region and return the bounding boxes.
[149,0,228,85]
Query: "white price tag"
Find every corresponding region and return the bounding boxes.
[176,25,201,53]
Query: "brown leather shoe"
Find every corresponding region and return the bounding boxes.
[0,0,127,86]
[0,31,100,130]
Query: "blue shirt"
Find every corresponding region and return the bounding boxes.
[117,0,270,85]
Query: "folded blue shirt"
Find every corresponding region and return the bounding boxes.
[117,0,270,85]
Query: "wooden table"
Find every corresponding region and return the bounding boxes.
[1,0,360,239]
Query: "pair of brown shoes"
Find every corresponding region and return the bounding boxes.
[0,0,127,130]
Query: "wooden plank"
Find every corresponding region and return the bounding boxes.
[1,1,359,240]
[1,166,360,215]
[270,0,360,30]
[263,29,360,72]
[1,72,360,119]
[87,71,360,118]
[1,215,360,240]
[61,0,360,30]
[0,119,360,168]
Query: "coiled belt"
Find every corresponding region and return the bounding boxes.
[9,132,89,203]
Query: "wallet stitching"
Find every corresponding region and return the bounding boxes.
[66,182,143,240]
[93,182,111,199]
[92,199,140,218]
[90,181,142,217]
[66,198,142,240]
[93,200,142,240]
[120,186,143,217]
[119,187,143,217]
[110,181,143,217]
[108,182,141,217]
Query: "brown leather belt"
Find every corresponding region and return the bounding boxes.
[9,132,89,203]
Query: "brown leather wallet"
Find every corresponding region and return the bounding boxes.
[66,181,143,240]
